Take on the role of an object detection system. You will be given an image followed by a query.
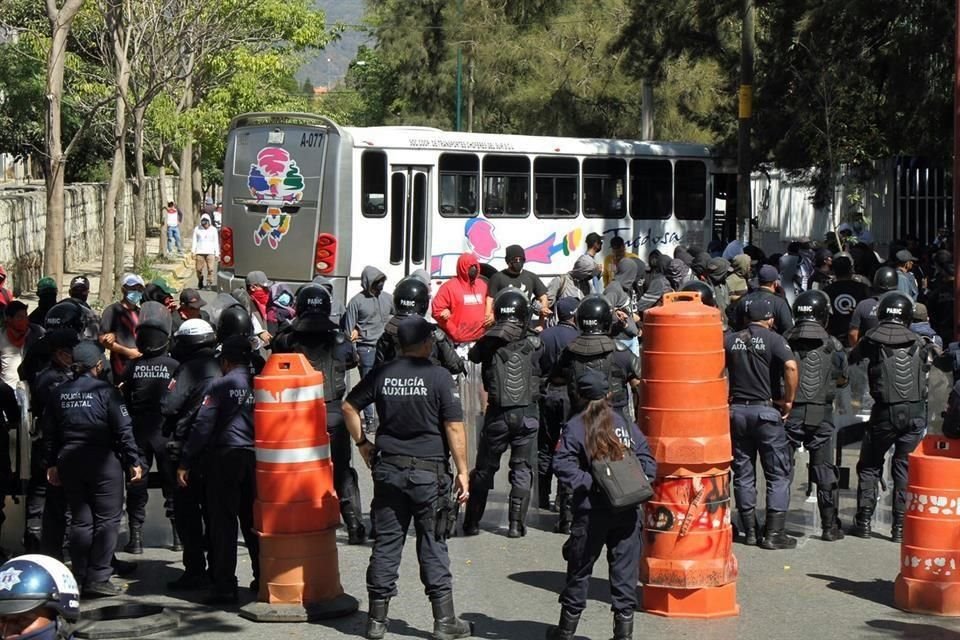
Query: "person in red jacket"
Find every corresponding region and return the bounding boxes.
[432,253,488,344]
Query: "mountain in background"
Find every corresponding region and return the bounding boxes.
[298,0,368,89]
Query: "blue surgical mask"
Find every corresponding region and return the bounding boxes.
[125,291,143,306]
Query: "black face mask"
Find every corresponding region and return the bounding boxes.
[507,260,524,274]
[468,266,479,282]
[371,280,385,296]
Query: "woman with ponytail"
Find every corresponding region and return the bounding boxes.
[547,369,656,640]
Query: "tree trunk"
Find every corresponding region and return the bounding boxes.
[177,140,193,236]
[132,103,147,267]
[190,143,203,232]
[43,0,87,289]
[114,162,127,285]
[158,148,170,259]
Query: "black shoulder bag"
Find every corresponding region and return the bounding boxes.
[590,448,654,509]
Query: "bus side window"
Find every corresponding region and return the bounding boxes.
[629,158,672,220]
[534,156,578,218]
[483,155,530,218]
[361,150,388,218]
[438,153,479,217]
[583,158,626,219]
[675,160,707,220]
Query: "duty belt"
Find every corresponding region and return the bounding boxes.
[379,454,448,474]
[730,399,773,407]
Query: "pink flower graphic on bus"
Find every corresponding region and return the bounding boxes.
[248,147,304,249]
[464,218,499,260]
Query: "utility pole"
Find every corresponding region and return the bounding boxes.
[953,0,960,340]
[455,0,463,131]
[738,0,755,245]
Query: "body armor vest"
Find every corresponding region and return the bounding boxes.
[566,335,629,407]
[872,341,925,405]
[486,336,540,408]
[294,330,348,402]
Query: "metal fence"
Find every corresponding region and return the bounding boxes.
[894,156,953,247]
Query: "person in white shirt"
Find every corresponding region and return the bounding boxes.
[0,301,43,390]
[192,214,220,290]
[164,201,184,253]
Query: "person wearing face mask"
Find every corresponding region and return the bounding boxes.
[99,274,145,379]
[345,266,394,433]
[64,276,100,341]
[0,554,80,640]
[192,214,219,290]
[0,301,44,390]
[484,245,550,328]
[171,288,209,334]
[43,341,143,597]
[244,271,274,347]
[0,266,13,307]
[432,253,488,345]
[28,278,58,327]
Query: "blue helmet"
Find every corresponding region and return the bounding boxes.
[0,555,80,622]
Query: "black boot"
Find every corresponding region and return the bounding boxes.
[344,508,367,545]
[820,507,844,542]
[545,608,580,640]
[507,494,529,539]
[758,511,797,550]
[538,476,552,511]
[612,611,634,640]
[462,489,486,537]
[366,598,389,640]
[850,509,873,538]
[430,594,473,640]
[891,513,904,543]
[739,509,758,546]
[554,488,572,535]
[170,520,182,552]
[123,525,144,555]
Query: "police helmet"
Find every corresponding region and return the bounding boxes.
[876,291,913,326]
[173,318,216,349]
[393,277,429,317]
[0,555,79,622]
[873,265,899,293]
[217,305,253,342]
[292,285,335,333]
[43,301,84,335]
[493,289,529,325]
[793,289,831,327]
[680,280,716,307]
[576,295,613,336]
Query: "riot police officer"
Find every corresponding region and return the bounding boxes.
[537,298,580,514]
[680,279,717,308]
[343,316,472,640]
[549,370,657,640]
[848,265,899,346]
[783,290,849,541]
[463,289,544,539]
[43,341,142,596]
[118,301,179,554]
[216,303,266,375]
[849,292,932,542]
[0,554,80,640]
[177,335,259,605]
[375,277,464,375]
[161,319,220,590]
[272,285,366,544]
[724,299,799,550]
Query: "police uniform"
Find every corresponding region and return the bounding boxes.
[344,316,471,640]
[733,288,794,334]
[272,287,366,544]
[161,328,221,587]
[119,352,179,548]
[849,292,931,541]
[549,369,656,640]
[376,316,465,375]
[43,342,141,593]
[724,300,798,549]
[179,338,258,603]
[536,299,580,513]
[551,336,641,425]
[463,313,544,538]
[783,295,849,541]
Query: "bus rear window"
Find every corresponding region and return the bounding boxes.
[630,159,672,220]
[535,156,578,218]
[675,160,707,220]
[483,155,530,217]
[361,151,387,218]
[439,153,479,217]
[583,158,626,219]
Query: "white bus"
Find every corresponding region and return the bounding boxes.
[218,112,737,302]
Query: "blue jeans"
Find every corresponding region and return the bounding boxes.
[167,226,183,252]
[356,344,377,424]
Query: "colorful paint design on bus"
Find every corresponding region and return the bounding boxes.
[248,147,305,249]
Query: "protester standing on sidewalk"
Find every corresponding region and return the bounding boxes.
[192,214,219,290]
[163,201,184,254]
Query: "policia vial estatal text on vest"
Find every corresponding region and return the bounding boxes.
[344,316,473,640]
[848,291,932,542]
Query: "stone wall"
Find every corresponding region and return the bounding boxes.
[0,177,179,294]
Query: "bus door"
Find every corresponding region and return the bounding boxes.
[385,165,432,285]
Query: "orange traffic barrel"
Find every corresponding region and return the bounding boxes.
[639,292,739,618]
[241,353,358,623]
[640,292,731,476]
[895,435,960,616]
[253,353,340,534]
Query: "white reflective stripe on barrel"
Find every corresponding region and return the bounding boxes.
[254,383,325,404]
[256,444,331,464]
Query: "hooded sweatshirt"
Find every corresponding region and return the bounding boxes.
[432,253,488,344]
[546,255,595,305]
[727,254,751,299]
[344,266,393,346]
